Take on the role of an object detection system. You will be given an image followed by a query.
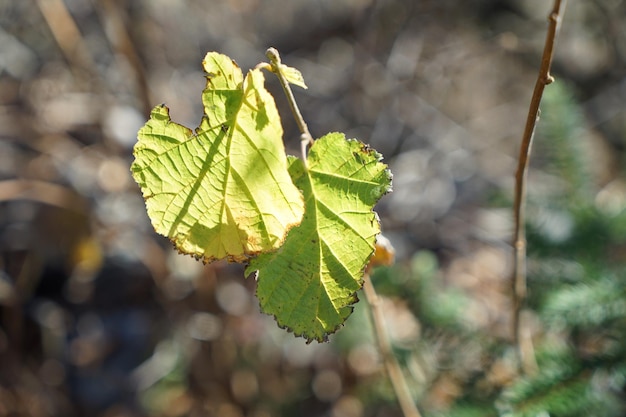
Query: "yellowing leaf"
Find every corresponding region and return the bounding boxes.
[131,52,305,263]
[246,133,392,342]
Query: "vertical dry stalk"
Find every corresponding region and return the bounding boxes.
[512,0,568,373]
[98,0,153,115]
[266,47,418,415]
[36,0,97,75]
[362,273,423,417]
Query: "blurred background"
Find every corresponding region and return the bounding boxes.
[1,0,625,416]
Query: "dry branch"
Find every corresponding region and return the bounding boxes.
[512,0,568,374]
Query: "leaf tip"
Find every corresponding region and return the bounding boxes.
[141,103,171,125]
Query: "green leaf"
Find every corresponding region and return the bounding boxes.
[279,64,308,89]
[246,132,392,342]
[131,52,305,263]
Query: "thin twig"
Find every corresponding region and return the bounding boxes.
[512,0,567,374]
[362,273,423,417]
[264,48,314,163]
[263,48,417,413]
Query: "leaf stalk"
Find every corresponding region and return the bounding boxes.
[264,47,314,163]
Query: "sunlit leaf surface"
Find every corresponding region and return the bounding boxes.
[131,52,304,263]
[247,133,392,342]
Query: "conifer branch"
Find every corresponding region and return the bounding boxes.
[512,0,568,373]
